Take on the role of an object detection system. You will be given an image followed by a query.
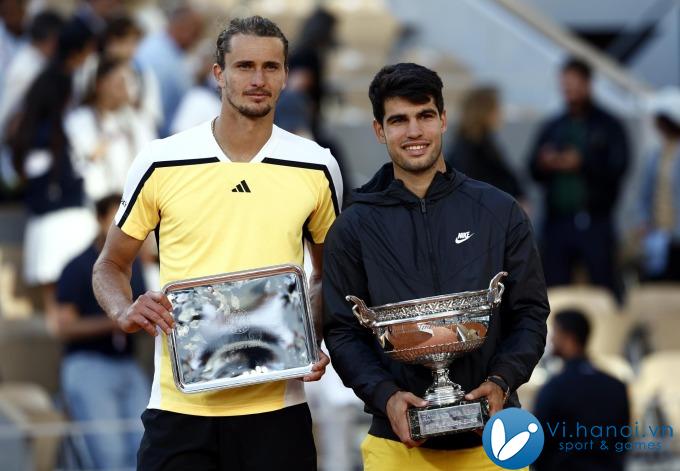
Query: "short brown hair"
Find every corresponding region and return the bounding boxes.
[214,16,288,69]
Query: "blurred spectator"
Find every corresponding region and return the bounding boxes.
[446,86,525,202]
[5,26,97,315]
[169,41,220,134]
[637,88,680,280]
[274,62,314,138]
[73,0,122,37]
[528,57,629,302]
[102,15,162,131]
[54,193,148,470]
[287,7,353,204]
[0,10,63,140]
[66,57,155,201]
[57,17,98,105]
[0,0,25,75]
[289,7,337,138]
[135,3,204,136]
[534,309,630,471]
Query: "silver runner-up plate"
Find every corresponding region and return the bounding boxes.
[163,265,319,394]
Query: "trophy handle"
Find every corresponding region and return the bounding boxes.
[488,271,508,305]
[346,295,377,328]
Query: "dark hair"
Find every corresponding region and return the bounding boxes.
[655,115,680,139]
[28,10,63,42]
[57,18,95,62]
[103,15,142,43]
[7,63,72,178]
[295,7,336,50]
[95,193,123,218]
[82,56,127,106]
[368,63,444,123]
[214,16,288,69]
[554,309,591,348]
[562,56,592,80]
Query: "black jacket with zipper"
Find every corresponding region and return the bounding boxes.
[322,163,550,450]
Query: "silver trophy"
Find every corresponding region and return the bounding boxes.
[346,272,507,440]
[163,265,319,394]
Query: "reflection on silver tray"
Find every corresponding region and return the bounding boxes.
[163,265,318,393]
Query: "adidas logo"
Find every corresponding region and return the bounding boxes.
[231,180,251,193]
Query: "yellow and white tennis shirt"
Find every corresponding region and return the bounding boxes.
[114,121,342,417]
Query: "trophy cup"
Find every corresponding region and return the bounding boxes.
[346,272,507,440]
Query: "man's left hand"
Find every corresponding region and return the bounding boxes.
[302,350,330,382]
[465,380,505,416]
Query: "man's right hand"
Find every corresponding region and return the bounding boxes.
[117,291,174,336]
[386,391,428,448]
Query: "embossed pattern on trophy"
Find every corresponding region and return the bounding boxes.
[346,271,508,439]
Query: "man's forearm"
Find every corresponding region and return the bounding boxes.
[92,257,134,322]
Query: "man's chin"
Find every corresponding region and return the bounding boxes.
[239,105,272,118]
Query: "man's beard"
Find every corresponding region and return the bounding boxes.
[227,95,272,118]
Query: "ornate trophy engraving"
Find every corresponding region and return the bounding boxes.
[163,265,319,394]
[346,272,507,439]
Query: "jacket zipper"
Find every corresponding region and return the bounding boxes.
[420,198,441,293]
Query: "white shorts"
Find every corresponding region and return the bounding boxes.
[23,207,98,285]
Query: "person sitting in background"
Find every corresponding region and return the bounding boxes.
[446,86,525,203]
[527,57,629,303]
[534,309,629,471]
[6,21,97,316]
[65,57,154,201]
[53,193,148,470]
[637,88,680,281]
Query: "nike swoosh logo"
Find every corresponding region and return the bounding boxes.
[455,233,474,244]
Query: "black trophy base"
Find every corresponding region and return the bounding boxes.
[407,399,489,440]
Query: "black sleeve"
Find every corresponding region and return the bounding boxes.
[527,121,555,183]
[488,202,550,392]
[582,117,630,185]
[322,215,401,416]
[532,381,559,471]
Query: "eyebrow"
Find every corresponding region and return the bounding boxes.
[385,107,438,122]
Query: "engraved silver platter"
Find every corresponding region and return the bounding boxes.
[163,264,319,394]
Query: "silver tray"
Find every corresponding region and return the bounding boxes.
[163,264,319,393]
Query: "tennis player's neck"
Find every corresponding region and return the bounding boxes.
[214,112,274,163]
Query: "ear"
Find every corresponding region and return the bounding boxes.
[213,63,225,89]
[282,66,288,91]
[440,109,448,134]
[372,119,386,144]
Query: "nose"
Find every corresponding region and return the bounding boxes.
[251,68,265,87]
[406,118,423,139]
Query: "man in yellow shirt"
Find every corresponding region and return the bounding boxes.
[93,16,342,470]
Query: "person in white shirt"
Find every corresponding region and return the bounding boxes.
[65,57,155,201]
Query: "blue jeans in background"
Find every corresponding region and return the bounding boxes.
[62,352,149,469]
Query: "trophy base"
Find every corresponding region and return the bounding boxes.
[407,399,489,440]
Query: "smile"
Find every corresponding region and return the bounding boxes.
[404,144,428,150]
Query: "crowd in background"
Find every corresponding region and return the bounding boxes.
[1,0,680,470]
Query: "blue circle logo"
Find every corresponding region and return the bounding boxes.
[482,408,544,469]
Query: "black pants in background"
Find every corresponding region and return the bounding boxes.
[541,213,624,303]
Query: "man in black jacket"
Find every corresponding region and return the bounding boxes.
[323,63,550,470]
[528,57,629,302]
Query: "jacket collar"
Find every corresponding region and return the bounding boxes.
[347,162,466,207]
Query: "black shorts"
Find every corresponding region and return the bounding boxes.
[137,403,316,471]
